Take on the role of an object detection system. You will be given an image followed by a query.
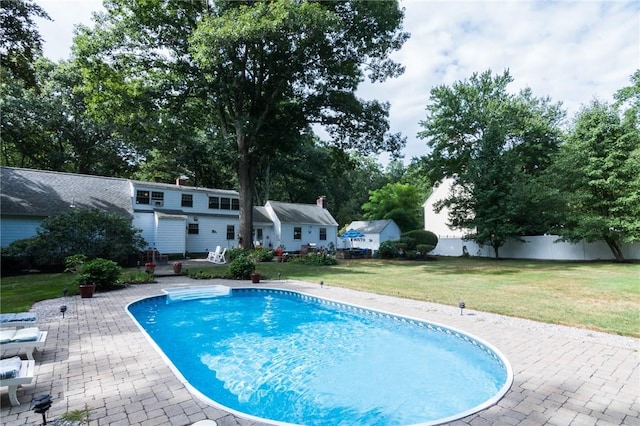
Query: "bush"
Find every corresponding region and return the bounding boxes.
[378,240,398,259]
[3,209,146,272]
[252,248,274,262]
[401,230,438,251]
[227,255,255,279]
[67,256,122,291]
[290,252,338,266]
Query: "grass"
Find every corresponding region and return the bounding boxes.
[1,257,639,337]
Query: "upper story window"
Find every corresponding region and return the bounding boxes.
[220,197,231,210]
[136,190,150,205]
[294,227,302,240]
[319,227,327,240]
[181,194,193,207]
[209,197,219,209]
[232,198,240,210]
[151,191,164,206]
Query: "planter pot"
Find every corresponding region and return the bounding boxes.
[251,273,261,283]
[173,264,182,273]
[78,284,96,298]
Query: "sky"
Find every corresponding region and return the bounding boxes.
[35,0,640,165]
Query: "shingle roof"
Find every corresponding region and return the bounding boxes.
[1,167,133,218]
[253,206,273,224]
[267,201,338,226]
[348,219,395,234]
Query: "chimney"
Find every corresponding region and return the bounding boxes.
[176,177,187,186]
[316,196,327,209]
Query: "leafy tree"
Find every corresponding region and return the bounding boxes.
[74,0,408,248]
[1,58,132,174]
[0,0,50,87]
[417,70,565,258]
[548,97,640,261]
[362,182,423,232]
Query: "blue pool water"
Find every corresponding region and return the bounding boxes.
[127,288,512,425]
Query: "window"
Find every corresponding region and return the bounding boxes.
[136,190,150,204]
[151,191,164,206]
[294,227,302,240]
[232,198,240,211]
[319,227,327,241]
[181,194,193,207]
[226,225,235,240]
[188,223,199,234]
[209,197,219,209]
[220,197,231,210]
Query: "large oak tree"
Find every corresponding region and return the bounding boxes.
[74,0,407,248]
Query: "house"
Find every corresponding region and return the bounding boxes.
[422,177,465,238]
[0,167,339,255]
[342,219,401,251]
[422,177,640,260]
[259,198,339,252]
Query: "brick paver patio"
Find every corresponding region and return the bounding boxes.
[1,272,638,425]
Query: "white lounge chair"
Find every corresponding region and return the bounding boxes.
[0,357,35,406]
[0,313,37,329]
[206,247,227,264]
[0,328,48,360]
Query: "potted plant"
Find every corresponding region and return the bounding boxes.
[145,261,156,274]
[251,272,261,283]
[173,261,183,274]
[65,255,122,298]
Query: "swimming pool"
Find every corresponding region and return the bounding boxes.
[127,287,513,425]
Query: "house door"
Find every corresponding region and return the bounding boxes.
[254,228,264,247]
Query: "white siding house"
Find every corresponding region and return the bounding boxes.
[343,219,401,251]
[423,177,640,260]
[263,198,339,252]
[0,167,340,257]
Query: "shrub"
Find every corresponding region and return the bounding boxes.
[227,255,255,279]
[68,256,122,291]
[401,230,438,252]
[252,248,274,262]
[378,240,398,259]
[290,252,338,266]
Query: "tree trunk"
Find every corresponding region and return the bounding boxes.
[604,237,625,262]
[237,130,254,250]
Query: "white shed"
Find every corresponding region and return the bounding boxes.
[343,219,402,251]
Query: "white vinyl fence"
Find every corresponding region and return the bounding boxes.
[432,235,640,260]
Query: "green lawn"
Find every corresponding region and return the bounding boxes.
[2,257,639,337]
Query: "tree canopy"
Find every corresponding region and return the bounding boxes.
[0,0,50,87]
[547,96,640,261]
[73,0,408,247]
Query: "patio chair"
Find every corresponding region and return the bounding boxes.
[1,328,48,360]
[206,246,222,262]
[210,248,227,264]
[0,356,35,406]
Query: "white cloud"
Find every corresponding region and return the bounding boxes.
[35,0,640,165]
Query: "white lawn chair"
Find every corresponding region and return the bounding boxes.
[206,246,222,262]
[207,247,227,264]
